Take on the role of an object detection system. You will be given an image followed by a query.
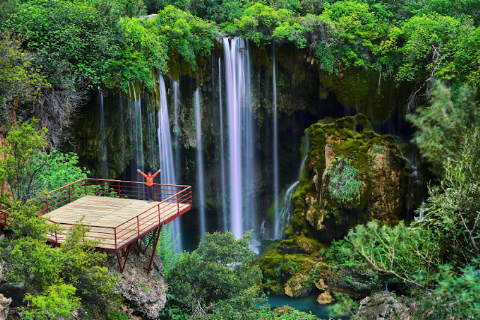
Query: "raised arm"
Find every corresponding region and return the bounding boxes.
[137,169,147,178]
[152,169,161,178]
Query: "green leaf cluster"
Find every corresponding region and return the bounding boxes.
[161,230,270,319]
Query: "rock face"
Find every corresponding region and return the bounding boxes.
[289,114,409,242]
[0,294,11,320]
[356,291,411,320]
[104,243,167,320]
[316,291,334,304]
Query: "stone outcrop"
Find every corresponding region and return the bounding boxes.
[356,291,412,320]
[316,291,334,304]
[289,114,409,242]
[104,243,167,320]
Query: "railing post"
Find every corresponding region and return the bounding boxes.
[84,179,87,196]
[46,199,49,213]
[177,192,180,217]
[118,181,120,198]
[69,185,71,203]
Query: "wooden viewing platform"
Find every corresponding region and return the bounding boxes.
[1,178,192,273]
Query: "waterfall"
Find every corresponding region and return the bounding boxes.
[272,41,280,239]
[131,83,145,188]
[223,37,255,239]
[278,181,299,234]
[218,59,228,232]
[98,93,108,179]
[158,74,183,252]
[298,129,310,179]
[194,89,206,235]
[173,81,181,183]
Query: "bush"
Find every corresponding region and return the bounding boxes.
[326,156,362,204]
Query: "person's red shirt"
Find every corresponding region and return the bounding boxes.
[139,170,160,186]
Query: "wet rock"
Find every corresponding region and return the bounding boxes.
[316,291,334,304]
[314,278,327,291]
[356,291,411,320]
[284,273,313,297]
[104,242,167,320]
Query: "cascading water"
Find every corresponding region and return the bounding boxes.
[131,83,145,188]
[272,41,280,240]
[158,74,183,252]
[275,130,310,238]
[98,93,108,179]
[173,81,181,183]
[223,37,256,239]
[194,89,206,235]
[218,59,228,232]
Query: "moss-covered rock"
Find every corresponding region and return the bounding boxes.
[291,114,409,242]
[316,291,334,304]
[254,237,324,296]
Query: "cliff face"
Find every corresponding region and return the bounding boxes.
[289,114,409,242]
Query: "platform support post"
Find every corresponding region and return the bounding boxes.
[116,243,133,273]
[147,224,163,275]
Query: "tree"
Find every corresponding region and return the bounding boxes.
[162,230,269,319]
[0,120,89,203]
[3,203,120,313]
[413,127,480,264]
[407,81,479,176]
[0,119,48,203]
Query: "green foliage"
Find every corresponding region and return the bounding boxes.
[328,292,358,318]
[148,223,179,277]
[3,202,121,314]
[162,230,269,319]
[106,310,130,320]
[0,32,49,116]
[347,221,441,289]
[33,149,89,192]
[407,81,479,176]
[326,156,362,204]
[24,282,81,320]
[0,119,48,203]
[155,6,217,70]
[0,120,91,203]
[417,264,480,319]
[413,126,480,264]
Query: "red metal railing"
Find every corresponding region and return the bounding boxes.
[39,178,192,252]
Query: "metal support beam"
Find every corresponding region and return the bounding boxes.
[116,243,133,273]
[137,226,159,256]
[147,224,163,275]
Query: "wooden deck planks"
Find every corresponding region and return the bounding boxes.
[45,195,191,250]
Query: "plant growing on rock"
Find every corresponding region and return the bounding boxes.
[326,156,362,204]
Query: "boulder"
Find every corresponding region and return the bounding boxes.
[290,115,409,242]
[314,278,328,291]
[316,291,334,304]
[356,291,411,320]
[104,243,167,320]
[284,273,313,297]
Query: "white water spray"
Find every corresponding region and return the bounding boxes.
[158,75,183,252]
[194,89,206,235]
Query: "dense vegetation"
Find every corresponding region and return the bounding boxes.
[1,0,480,319]
[2,0,480,146]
